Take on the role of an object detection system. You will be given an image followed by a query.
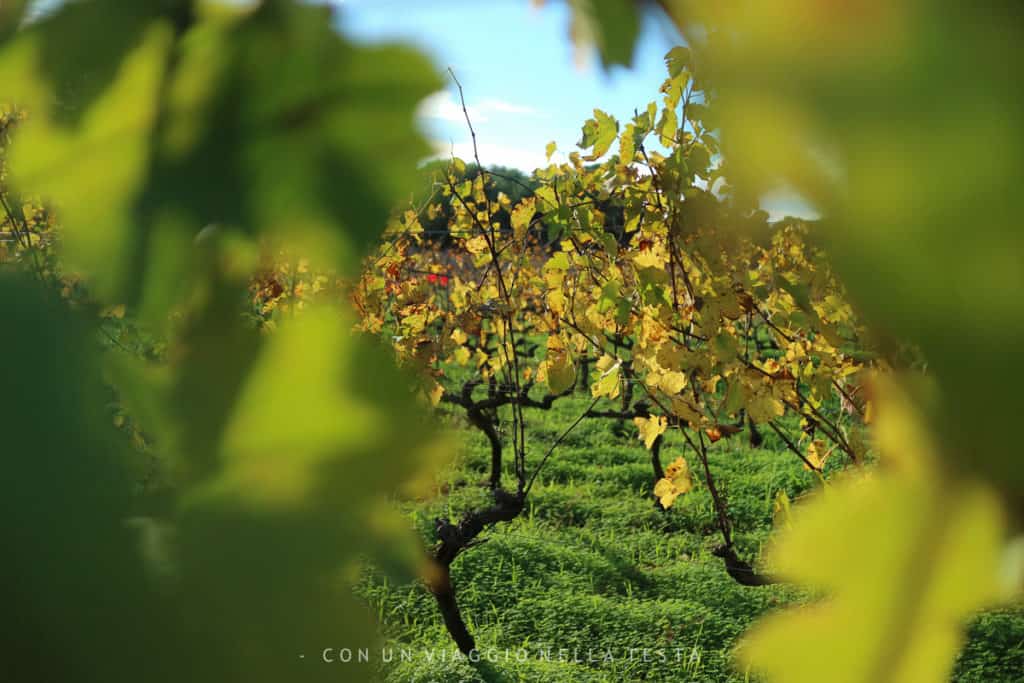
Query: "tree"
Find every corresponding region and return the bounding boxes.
[354,49,872,655]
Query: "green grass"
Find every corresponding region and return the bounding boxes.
[356,391,1024,682]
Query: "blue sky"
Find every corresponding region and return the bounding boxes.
[335,0,683,172]
[335,1,811,218]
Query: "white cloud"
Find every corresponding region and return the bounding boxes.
[476,98,539,116]
[760,189,820,222]
[417,92,542,124]
[427,139,564,173]
[417,92,487,123]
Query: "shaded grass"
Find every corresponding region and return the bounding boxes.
[356,392,1024,682]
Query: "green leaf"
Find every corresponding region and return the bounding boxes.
[511,196,536,240]
[0,274,169,682]
[8,2,443,320]
[106,297,438,681]
[711,332,738,362]
[579,108,618,161]
[6,21,175,307]
[741,378,1007,682]
[740,475,1004,683]
[664,46,691,79]
[0,0,29,43]
[656,105,678,144]
[587,0,639,68]
[591,362,621,399]
[547,357,576,395]
[25,0,190,122]
[618,122,635,164]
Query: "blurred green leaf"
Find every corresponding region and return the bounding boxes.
[0,274,170,682]
[4,21,174,306]
[565,0,640,68]
[652,0,1024,491]
[0,2,448,680]
[741,473,1004,683]
[0,0,29,42]
[6,1,442,321]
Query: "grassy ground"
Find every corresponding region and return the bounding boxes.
[356,391,1024,682]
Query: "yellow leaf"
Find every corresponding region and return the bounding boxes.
[746,392,785,424]
[670,396,703,426]
[547,359,575,395]
[591,363,621,399]
[464,234,489,255]
[453,347,471,366]
[804,439,828,471]
[740,475,1004,683]
[654,456,692,508]
[102,304,126,319]
[634,415,667,450]
[511,197,535,240]
[546,289,566,316]
[544,335,575,394]
[772,491,793,531]
[653,478,678,507]
[595,353,617,373]
[658,370,688,395]
[428,382,445,407]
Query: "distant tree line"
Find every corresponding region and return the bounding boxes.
[413,160,630,250]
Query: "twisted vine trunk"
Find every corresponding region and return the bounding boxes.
[650,433,667,509]
[427,565,477,654]
[467,404,503,489]
[711,544,778,586]
[427,489,525,655]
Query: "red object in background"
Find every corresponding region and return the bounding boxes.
[426,273,450,287]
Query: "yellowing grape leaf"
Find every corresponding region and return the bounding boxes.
[658,370,688,395]
[804,438,827,471]
[671,396,702,426]
[428,381,445,407]
[618,123,635,164]
[547,358,575,395]
[591,362,621,399]
[511,197,535,240]
[772,490,793,532]
[746,391,785,424]
[580,108,618,161]
[634,414,667,450]
[453,346,471,366]
[544,335,575,395]
[464,234,489,255]
[653,455,693,508]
